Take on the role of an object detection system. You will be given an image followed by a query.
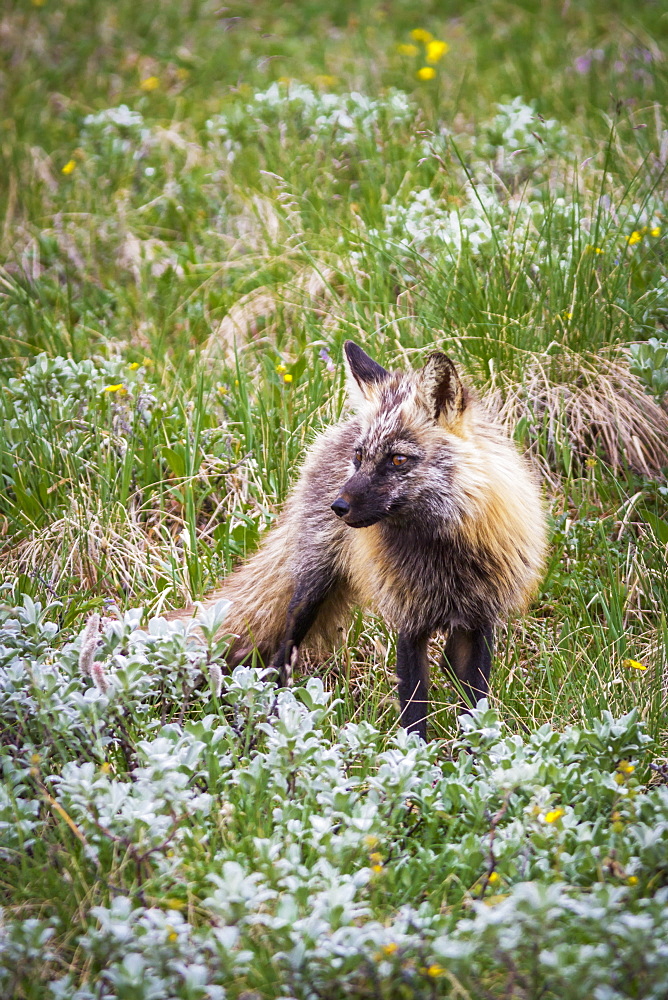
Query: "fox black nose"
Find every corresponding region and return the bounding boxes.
[331,497,350,518]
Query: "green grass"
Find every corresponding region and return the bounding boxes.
[2,1,668,995]
[2,0,667,736]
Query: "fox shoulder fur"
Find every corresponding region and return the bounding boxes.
[170,341,546,739]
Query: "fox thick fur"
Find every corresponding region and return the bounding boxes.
[173,342,546,739]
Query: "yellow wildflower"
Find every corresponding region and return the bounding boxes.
[314,74,338,88]
[275,364,287,374]
[142,356,154,366]
[627,231,643,245]
[369,850,384,873]
[585,457,597,468]
[61,160,76,175]
[363,834,379,849]
[426,40,449,63]
[623,659,647,671]
[103,384,126,394]
[425,964,445,978]
[563,311,573,320]
[167,928,178,943]
[618,760,635,775]
[127,362,140,370]
[411,29,434,43]
[627,875,639,885]
[487,871,501,884]
[100,762,112,774]
[417,66,437,81]
[140,76,160,92]
[283,373,293,383]
[217,384,228,395]
[397,43,419,56]
[543,808,565,824]
[382,942,398,956]
[650,226,661,237]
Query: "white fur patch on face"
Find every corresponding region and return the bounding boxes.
[363,406,404,456]
[359,382,420,457]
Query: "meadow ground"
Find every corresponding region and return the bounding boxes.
[2,2,668,997]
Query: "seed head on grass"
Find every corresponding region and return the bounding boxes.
[91,660,109,694]
[78,613,101,677]
[209,662,223,698]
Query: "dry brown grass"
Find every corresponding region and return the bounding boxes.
[1,490,185,604]
[489,347,668,481]
[203,262,341,360]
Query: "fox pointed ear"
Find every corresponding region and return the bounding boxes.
[419,352,466,424]
[343,341,389,410]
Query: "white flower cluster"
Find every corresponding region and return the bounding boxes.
[372,98,665,271]
[476,96,567,172]
[379,181,586,268]
[83,105,145,132]
[206,82,415,159]
[2,594,668,998]
[81,104,152,156]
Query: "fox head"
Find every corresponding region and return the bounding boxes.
[331,341,470,529]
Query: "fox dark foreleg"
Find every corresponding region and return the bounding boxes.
[270,571,337,686]
[441,624,494,709]
[396,632,430,741]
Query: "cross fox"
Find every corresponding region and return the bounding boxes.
[173,342,546,740]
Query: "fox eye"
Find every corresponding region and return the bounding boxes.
[354,448,363,463]
[392,454,408,467]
